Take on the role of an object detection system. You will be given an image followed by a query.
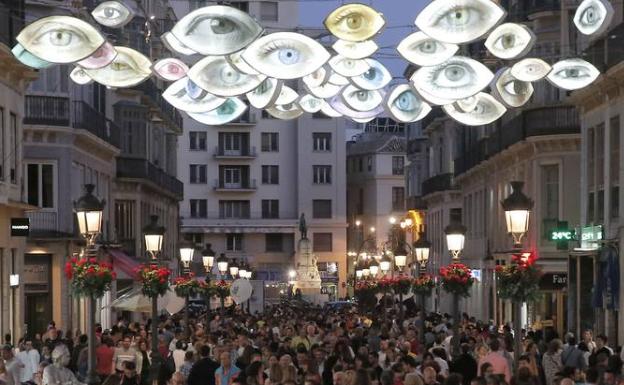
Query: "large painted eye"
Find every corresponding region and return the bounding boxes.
[306,82,343,99]
[574,0,614,36]
[77,42,117,70]
[172,5,263,56]
[274,86,299,105]
[227,51,260,75]
[161,32,198,56]
[242,32,330,80]
[443,92,506,126]
[188,98,248,125]
[265,103,304,120]
[350,59,391,90]
[11,44,52,69]
[70,66,93,85]
[163,78,226,113]
[332,39,378,60]
[188,56,265,97]
[329,94,384,120]
[17,15,105,63]
[92,1,134,28]
[246,78,282,109]
[298,94,323,113]
[510,58,551,82]
[328,55,369,77]
[547,58,600,90]
[303,66,330,88]
[385,84,431,123]
[341,85,383,112]
[152,58,189,82]
[453,96,479,113]
[411,56,494,101]
[492,68,533,108]
[397,32,459,67]
[484,23,536,60]
[412,82,456,106]
[324,3,385,42]
[320,101,343,118]
[415,0,506,44]
[83,46,151,88]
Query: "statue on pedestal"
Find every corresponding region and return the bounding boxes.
[299,213,307,239]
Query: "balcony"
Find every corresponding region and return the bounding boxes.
[213,178,257,192]
[24,96,70,126]
[455,105,579,176]
[25,211,58,233]
[213,146,257,159]
[117,157,184,200]
[133,78,183,131]
[72,101,121,148]
[422,173,456,196]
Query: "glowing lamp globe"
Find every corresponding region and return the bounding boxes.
[143,215,165,255]
[501,181,533,247]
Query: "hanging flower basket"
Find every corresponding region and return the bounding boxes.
[412,274,436,295]
[173,273,201,297]
[64,257,116,298]
[377,276,395,291]
[211,279,231,299]
[439,263,474,297]
[135,264,171,298]
[354,280,378,310]
[496,252,542,302]
[392,275,413,295]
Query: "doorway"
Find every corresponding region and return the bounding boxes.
[25,293,51,338]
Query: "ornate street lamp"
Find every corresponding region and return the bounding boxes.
[445,220,467,260]
[413,232,431,268]
[143,215,165,259]
[73,184,104,385]
[369,259,380,277]
[355,262,364,279]
[216,253,229,276]
[179,242,194,271]
[501,181,534,248]
[202,243,215,277]
[379,253,392,273]
[141,215,165,385]
[229,259,239,278]
[393,245,408,271]
[238,261,248,279]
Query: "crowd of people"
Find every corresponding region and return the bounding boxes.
[1,301,623,385]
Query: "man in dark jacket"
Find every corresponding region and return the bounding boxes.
[450,344,477,385]
[561,336,586,370]
[188,345,219,385]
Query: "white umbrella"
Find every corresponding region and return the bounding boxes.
[108,287,185,314]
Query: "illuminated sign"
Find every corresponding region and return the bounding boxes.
[11,218,30,236]
[471,269,482,282]
[550,230,573,241]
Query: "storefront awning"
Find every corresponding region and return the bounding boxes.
[108,249,140,279]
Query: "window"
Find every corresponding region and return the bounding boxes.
[597,189,604,221]
[313,133,331,152]
[219,132,249,155]
[596,123,605,186]
[262,165,279,184]
[219,200,250,219]
[357,188,364,215]
[189,164,207,184]
[588,192,595,222]
[226,233,243,251]
[392,187,405,211]
[260,1,278,21]
[358,158,363,172]
[265,233,283,252]
[261,132,279,152]
[190,199,207,218]
[10,113,16,183]
[392,156,405,175]
[611,186,619,219]
[222,167,241,187]
[114,200,135,241]
[542,165,559,220]
[313,233,333,252]
[26,163,55,208]
[262,199,279,219]
[367,156,372,171]
[313,200,332,218]
[189,131,207,151]
[313,165,332,184]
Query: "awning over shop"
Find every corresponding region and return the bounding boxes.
[108,249,140,279]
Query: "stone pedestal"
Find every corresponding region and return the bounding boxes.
[293,237,325,304]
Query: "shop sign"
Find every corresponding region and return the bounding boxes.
[23,263,49,284]
[577,225,603,250]
[539,273,568,290]
[10,218,30,236]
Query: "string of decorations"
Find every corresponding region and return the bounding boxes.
[11,0,612,126]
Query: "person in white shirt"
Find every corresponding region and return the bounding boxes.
[3,345,22,385]
[17,340,39,383]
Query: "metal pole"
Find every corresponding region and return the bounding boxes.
[513,301,523,370]
[85,295,99,385]
[184,295,190,339]
[150,295,161,385]
[452,293,460,359]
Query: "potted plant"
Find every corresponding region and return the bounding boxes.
[439,263,474,297]
[65,257,116,298]
[173,273,201,297]
[496,252,541,302]
[412,274,436,295]
[135,264,171,298]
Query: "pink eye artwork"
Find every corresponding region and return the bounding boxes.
[77,42,117,70]
[152,58,189,82]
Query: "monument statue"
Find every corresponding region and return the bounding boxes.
[299,213,307,239]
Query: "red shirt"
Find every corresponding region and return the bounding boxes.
[96,345,115,376]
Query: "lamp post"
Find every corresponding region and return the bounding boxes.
[229,259,239,279]
[501,181,534,366]
[73,184,104,385]
[216,253,229,310]
[380,253,392,321]
[202,243,215,280]
[445,219,466,358]
[178,242,194,339]
[413,232,431,346]
[142,215,165,385]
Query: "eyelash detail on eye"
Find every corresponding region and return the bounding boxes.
[260,40,298,56]
[33,24,85,44]
[186,15,239,35]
